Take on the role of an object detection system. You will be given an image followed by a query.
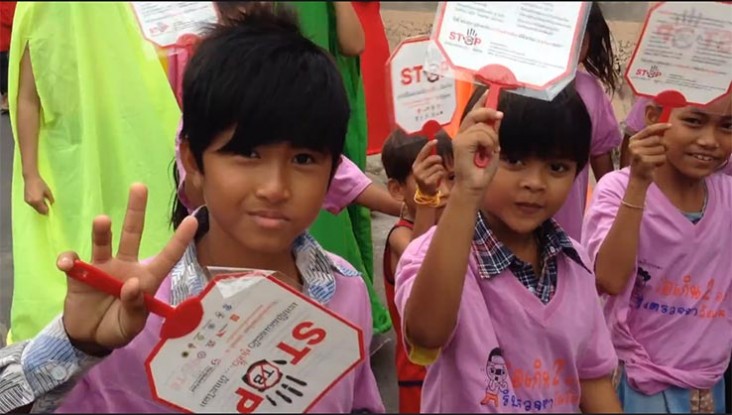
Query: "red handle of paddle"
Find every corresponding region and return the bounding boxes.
[474,85,503,168]
[67,260,175,318]
[655,90,686,124]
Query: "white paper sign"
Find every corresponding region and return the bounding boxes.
[146,271,365,413]
[431,2,588,100]
[625,2,732,105]
[388,36,457,134]
[131,2,219,48]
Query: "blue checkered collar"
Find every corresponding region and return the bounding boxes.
[471,211,589,278]
[168,207,359,306]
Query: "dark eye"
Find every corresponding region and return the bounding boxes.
[236,149,259,159]
[293,153,316,164]
[683,117,703,127]
[549,163,570,173]
[500,154,524,166]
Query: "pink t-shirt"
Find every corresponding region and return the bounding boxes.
[581,169,732,395]
[624,97,732,175]
[174,123,372,214]
[55,254,384,413]
[553,70,622,241]
[394,228,617,413]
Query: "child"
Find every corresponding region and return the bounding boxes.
[621,96,732,175]
[394,85,622,413]
[381,129,454,413]
[553,1,623,241]
[0,8,384,413]
[582,92,732,413]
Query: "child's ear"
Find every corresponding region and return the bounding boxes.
[645,103,663,126]
[387,179,405,203]
[180,139,204,190]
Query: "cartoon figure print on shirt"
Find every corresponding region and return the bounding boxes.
[481,347,509,407]
[630,266,652,309]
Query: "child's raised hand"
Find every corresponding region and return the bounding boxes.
[452,97,503,198]
[628,123,672,184]
[57,184,198,354]
[412,140,446,197]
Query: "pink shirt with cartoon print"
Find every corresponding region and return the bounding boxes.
[394,227,617,413]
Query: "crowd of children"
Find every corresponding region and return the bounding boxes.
[0,2,730,414]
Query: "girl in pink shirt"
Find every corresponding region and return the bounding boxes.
[553,2,622,241]
[394,84,621,413]
[582,94,732,413]
[622,96,732,176]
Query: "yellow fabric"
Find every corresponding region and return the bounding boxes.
[7,2,180,341]
[406,336,441,366]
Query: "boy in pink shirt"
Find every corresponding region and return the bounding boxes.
[582,93,732,413]
[394,84,621,413]
[0,8,384,413]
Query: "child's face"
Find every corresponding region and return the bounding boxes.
[646,96,732,179]
[185,129,333,255]
[481,155,577,235]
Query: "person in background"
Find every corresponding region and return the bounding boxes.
[0,1,16,112]
[352,1,391,156]
[553,1,622,241]
[381,129,454,413]
[6,2,179,343]
[287,1,392,335]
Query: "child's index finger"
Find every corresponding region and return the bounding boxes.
[635,123,673,141]
[415,139,438,163]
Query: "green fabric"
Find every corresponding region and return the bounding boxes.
[286,2,391,334]
[7,2,180,341]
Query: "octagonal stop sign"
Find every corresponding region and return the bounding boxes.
[145,270,365,413]
[625,1,732,107]
[130,2,219,49]
[387,36,457,137]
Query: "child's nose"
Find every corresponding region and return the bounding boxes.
[255,167,291,203]
[520,168,547,191]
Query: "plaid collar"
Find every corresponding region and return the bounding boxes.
[169,207,359,306]
[471,212,589,279]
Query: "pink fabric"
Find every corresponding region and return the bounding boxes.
[56,254,384,413]
[581,169,732,395]
[167,48,190,109]
[552,70,622,241]
[394,227,617,413]
[174,122,371,214]
[322,156,372,215]
[623,96,651,136]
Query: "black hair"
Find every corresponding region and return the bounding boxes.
[214,2,272,25]
[381,129,453,184]
[488,347,503,362]
[461,85,591,175]
[583,2,618,94]
[172,5,350,228]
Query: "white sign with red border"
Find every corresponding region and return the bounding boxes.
[130,2,219,49]
[387,36,457,135]
[430,2,589,101]
[625,1,732,106]
[146,270,365,413]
